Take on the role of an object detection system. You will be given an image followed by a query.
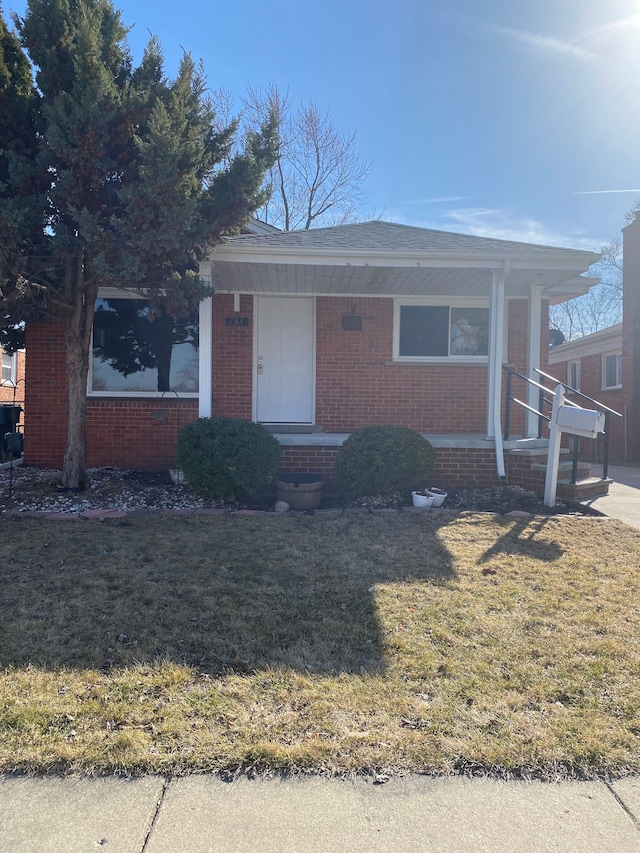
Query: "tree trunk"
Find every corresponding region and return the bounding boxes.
[62,268,97,490]
[63,323,90,489]
[151,312,174,392]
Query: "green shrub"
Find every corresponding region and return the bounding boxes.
[335,425,436,499]
[176,417,281,500]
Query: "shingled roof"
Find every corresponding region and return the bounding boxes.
[205,219,600,301]
[226,220,592,257]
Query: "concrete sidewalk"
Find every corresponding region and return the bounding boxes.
[1,773,639,852]
[579,464,640,531]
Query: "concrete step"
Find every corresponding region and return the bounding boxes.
[506,445,611,500]
[556,477,612,500]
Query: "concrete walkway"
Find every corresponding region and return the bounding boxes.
[579,464,640,531]
[1,773,640,852]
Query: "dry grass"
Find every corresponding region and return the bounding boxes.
[1,510,639,778]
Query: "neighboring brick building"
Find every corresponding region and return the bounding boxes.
[622,215,640,461]
[23,221,600,488]
[548,324,625,461]
[546,213,640,465]
[1,348,26,449]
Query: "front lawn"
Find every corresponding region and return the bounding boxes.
[1,510,639,778]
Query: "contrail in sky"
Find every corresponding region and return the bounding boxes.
[575,189,640,195]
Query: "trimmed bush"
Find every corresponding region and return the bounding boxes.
[176,417,281,501]
[335,425,436,500]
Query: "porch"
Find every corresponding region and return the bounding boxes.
[271,430,611,499]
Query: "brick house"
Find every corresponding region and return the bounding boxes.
[0,347,25,400]
[621,215,640,462]
[23,220,600,488]
[548,324,625,461]
[545,213,640,466]
[1,347,26,450]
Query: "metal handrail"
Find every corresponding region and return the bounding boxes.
[503,365,619,481]
[533,368,622,418]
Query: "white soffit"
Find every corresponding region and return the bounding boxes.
[206,261,598,300]
[204,221,601,300]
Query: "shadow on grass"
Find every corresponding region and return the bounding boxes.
[477,516,565,565]
[0,511,460,676]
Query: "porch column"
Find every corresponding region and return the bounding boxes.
[486,266,508,439]
[526,285,544,436]
[198,295,212,417]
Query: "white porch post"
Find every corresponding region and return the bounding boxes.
[526,284,544,436]
[486,266,508,477]
[486,266,508,439]
[198,295,213,418]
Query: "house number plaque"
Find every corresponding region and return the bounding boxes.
[225,317,249,327]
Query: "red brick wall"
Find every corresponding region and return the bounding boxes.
[23,292,535,476]
[314,297,491,432]
[209,294,533,434]
[24,318,199,469]
[23,320,68,466]
[211,294,253,420]
[85,399,198,469]
[280,444,500,489]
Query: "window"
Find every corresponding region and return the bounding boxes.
[90,297,199,395]
[1,350,15,384]
[568,360,580,391]
[602,352,622,389]
[394,301,489,360]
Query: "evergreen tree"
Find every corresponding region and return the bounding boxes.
[0,3,44,352]
[0,0,277,488]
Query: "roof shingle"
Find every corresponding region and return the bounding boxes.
[226,220,592,256]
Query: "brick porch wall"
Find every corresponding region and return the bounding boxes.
[279,444,500,490]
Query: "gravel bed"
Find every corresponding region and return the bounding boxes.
[0,464,592,516]
[0,466,221,514]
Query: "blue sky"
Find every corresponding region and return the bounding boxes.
[8,0,640,250]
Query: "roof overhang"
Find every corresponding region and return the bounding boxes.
[549,323,623,363]
[202,241,601,301]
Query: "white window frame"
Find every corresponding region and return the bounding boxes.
[568,360,581,391]
[602,351,622,390]
[1,349,17,385]
[392,297,492,363]
[88,288,199,398]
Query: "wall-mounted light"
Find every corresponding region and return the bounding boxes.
[342,303,362,331]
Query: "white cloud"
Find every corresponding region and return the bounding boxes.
[390,206,605,252]
[406,196,471,205]
[489,25,598,62]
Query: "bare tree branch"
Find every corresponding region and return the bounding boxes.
[241,83,370,230]
[549,236,622,341]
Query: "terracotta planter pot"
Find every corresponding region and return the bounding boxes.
[276,473,323,510]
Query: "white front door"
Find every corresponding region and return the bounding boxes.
[255,297,315,423]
